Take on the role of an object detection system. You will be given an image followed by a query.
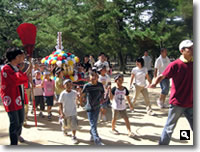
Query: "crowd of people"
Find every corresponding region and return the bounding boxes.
[0,40,193,145]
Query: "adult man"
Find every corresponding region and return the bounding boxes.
[0,48,31,145]
[154,48,171,108]
[142,50,153,80]
[94,52,110,73]
[150,40,193,145]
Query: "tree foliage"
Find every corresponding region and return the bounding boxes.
[0,0,193,71]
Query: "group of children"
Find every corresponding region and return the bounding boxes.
[26,52,160,146]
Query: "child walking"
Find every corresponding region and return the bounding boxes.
[109,73,135,137]
[42,71,55,121]
[58,79,78,144]
[98,65,111,122]
[33,70,45,118]
[80,70,105,145]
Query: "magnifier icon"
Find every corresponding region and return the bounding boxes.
[181,131,189,139]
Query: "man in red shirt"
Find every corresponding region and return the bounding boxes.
[150,39,193,145]
[1,48,31,145]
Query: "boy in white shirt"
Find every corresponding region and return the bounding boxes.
[58,79,78,144]
[109,74,135,137]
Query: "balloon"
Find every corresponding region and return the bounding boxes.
[63,53,68,58]
[62,60,65,64]
[51,60,57,64]
[70,75,74,81]
[41,58,46,63]
[49,54,54,58]
[67,57,71,60]
[56,61,62,67]
[61,51,65,54]
[58,54,62,57]
[74,56,79,63]
[57,56,63,61]
[71,54,75,58]
[68,60,74,66]
[67,53,72,56]
[65,60,68,65]
[45,56,49,60]
[54,51,60,55]
[44,60,48,64]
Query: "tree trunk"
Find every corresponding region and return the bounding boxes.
[118,51,126,74]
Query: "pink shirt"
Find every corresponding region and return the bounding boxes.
[162,59,193,108]
[43,79,55,96]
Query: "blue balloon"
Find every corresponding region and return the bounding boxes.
[45,60,48,64]
[62,60,65,63]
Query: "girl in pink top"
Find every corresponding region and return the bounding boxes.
[42,71,55,121]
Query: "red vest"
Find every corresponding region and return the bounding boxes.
[0,64,28,112]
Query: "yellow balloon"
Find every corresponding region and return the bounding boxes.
[61,51,65,54]
[49,54,54,57]
[68,60,74,66]
[51,60,57,64]
[74,56,80,63]
[70,75,74,82]
[58,54,62,57]
[41,58,46,64]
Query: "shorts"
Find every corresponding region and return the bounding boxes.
[112,109,128,119]
[44,96,54,106]
[160,79,170,95]
[35,96,45,111]
[62,115,78,132]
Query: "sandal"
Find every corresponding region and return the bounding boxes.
[128,132,135,138]
[112,129,120,135]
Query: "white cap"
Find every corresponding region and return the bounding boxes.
[63,79,72,85]
[34,70,40,74]
[179,40,193,51]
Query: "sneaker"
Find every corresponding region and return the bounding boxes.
[50,112,52,117]
[147,110,155,116]
[39,112,45,118]
[96,141,105,145]
[157,99,164,108]
[18,136,25,143]
[48,115,52,121]
[111,129,120,135]
[163,104,169,108]
[72,136,78,144]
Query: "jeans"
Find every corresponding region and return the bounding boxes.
[160,79,169,95]
[87,107,101,144]
[159,104,193,145]
[7,108,24,145]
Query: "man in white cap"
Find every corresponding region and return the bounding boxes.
[149,39,193,145]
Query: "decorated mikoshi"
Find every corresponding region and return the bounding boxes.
[41,32,80,81]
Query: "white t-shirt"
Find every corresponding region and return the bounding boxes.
[142,56,152,71]
[58,90,77,117]
[154,55,171,75]
[111,87,129,110]
[98,74,111,86]
[94,60,110,71]
[131,67,148,87]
